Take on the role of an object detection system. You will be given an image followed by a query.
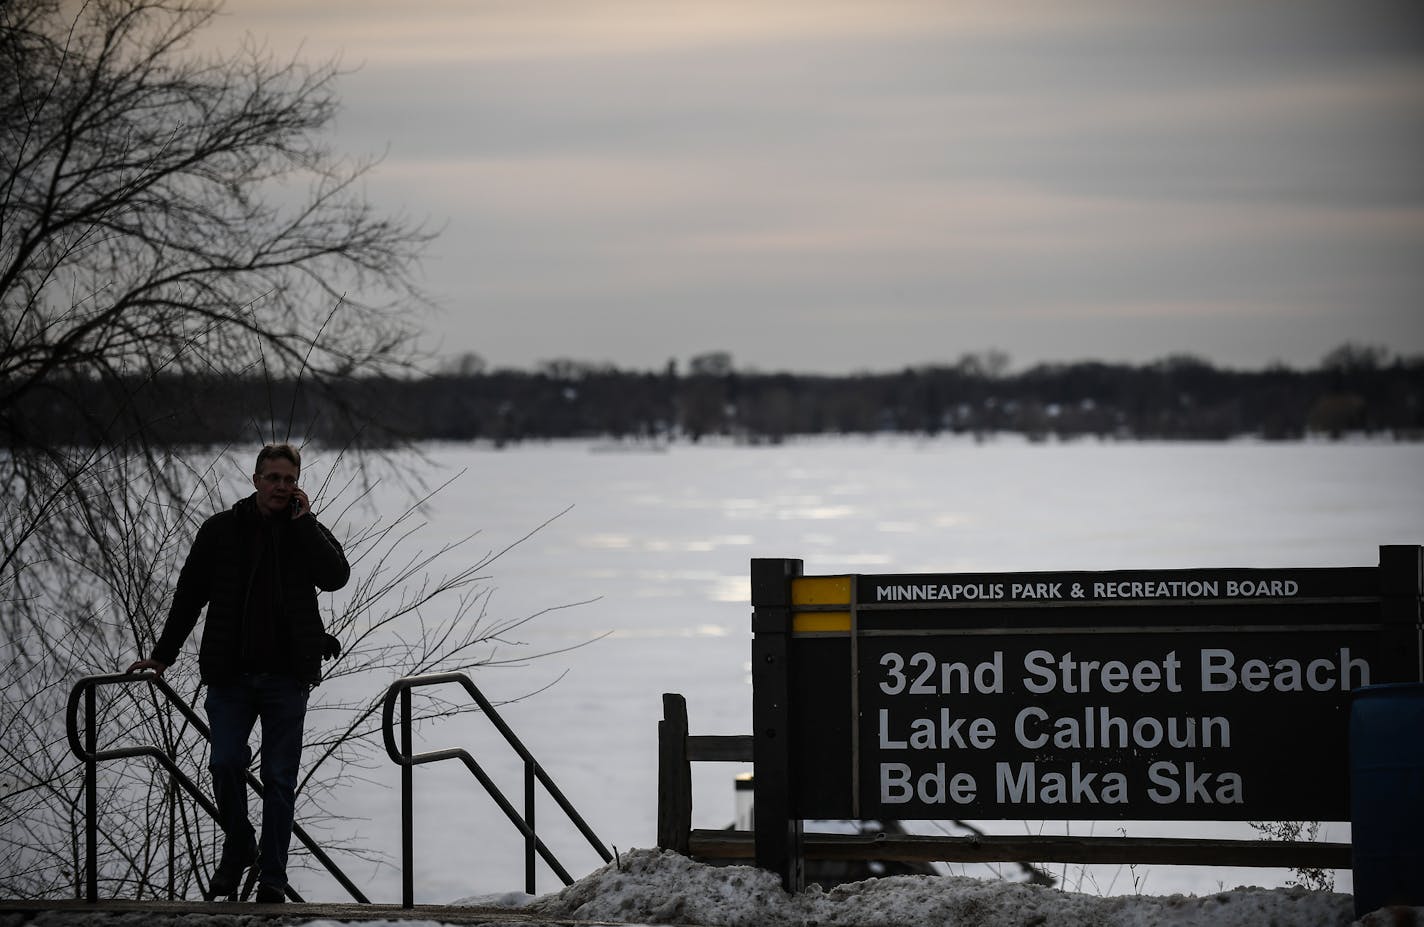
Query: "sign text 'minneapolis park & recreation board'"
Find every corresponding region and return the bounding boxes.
[749,547,1422,825]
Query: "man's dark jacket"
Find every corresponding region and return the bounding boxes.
[151,494,350,684]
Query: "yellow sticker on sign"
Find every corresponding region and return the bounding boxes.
[792,612,851,633]
[791,576,852,605]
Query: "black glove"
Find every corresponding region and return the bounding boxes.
[321,633,341,661]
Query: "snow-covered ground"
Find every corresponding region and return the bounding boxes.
[12,848,1418,927]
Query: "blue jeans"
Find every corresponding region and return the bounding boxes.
[204,674,309,891]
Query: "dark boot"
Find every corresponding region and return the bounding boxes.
[254,882,286,903]
[207,839,257,900]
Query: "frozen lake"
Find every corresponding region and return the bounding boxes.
[295,436,1424,904]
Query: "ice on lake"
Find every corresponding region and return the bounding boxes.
[292,436,1424,904]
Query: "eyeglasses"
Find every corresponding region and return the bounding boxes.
[260,473,298,486]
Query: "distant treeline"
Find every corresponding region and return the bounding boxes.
[19,345,1424,448]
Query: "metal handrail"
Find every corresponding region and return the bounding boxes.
[381,671,613,907]
[65,672,370,904]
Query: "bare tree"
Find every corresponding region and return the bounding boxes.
[0,0,575,901]
[1,0,432,669]
[1,0,432,585]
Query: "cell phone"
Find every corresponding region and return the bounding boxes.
[289,494,303,517]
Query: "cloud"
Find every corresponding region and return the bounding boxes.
[200,0,1424,370]
[214,0,1115,65]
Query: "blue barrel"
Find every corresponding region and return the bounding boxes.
[1350,682,1424,918]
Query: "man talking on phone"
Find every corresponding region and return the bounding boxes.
[128,443,349,903]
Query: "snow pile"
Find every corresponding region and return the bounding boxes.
[522,847,1366,927]
[5,850,1420,927]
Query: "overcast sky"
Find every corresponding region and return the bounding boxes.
[202,1,1424,374]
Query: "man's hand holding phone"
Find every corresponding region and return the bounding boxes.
[289,487,311,520]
